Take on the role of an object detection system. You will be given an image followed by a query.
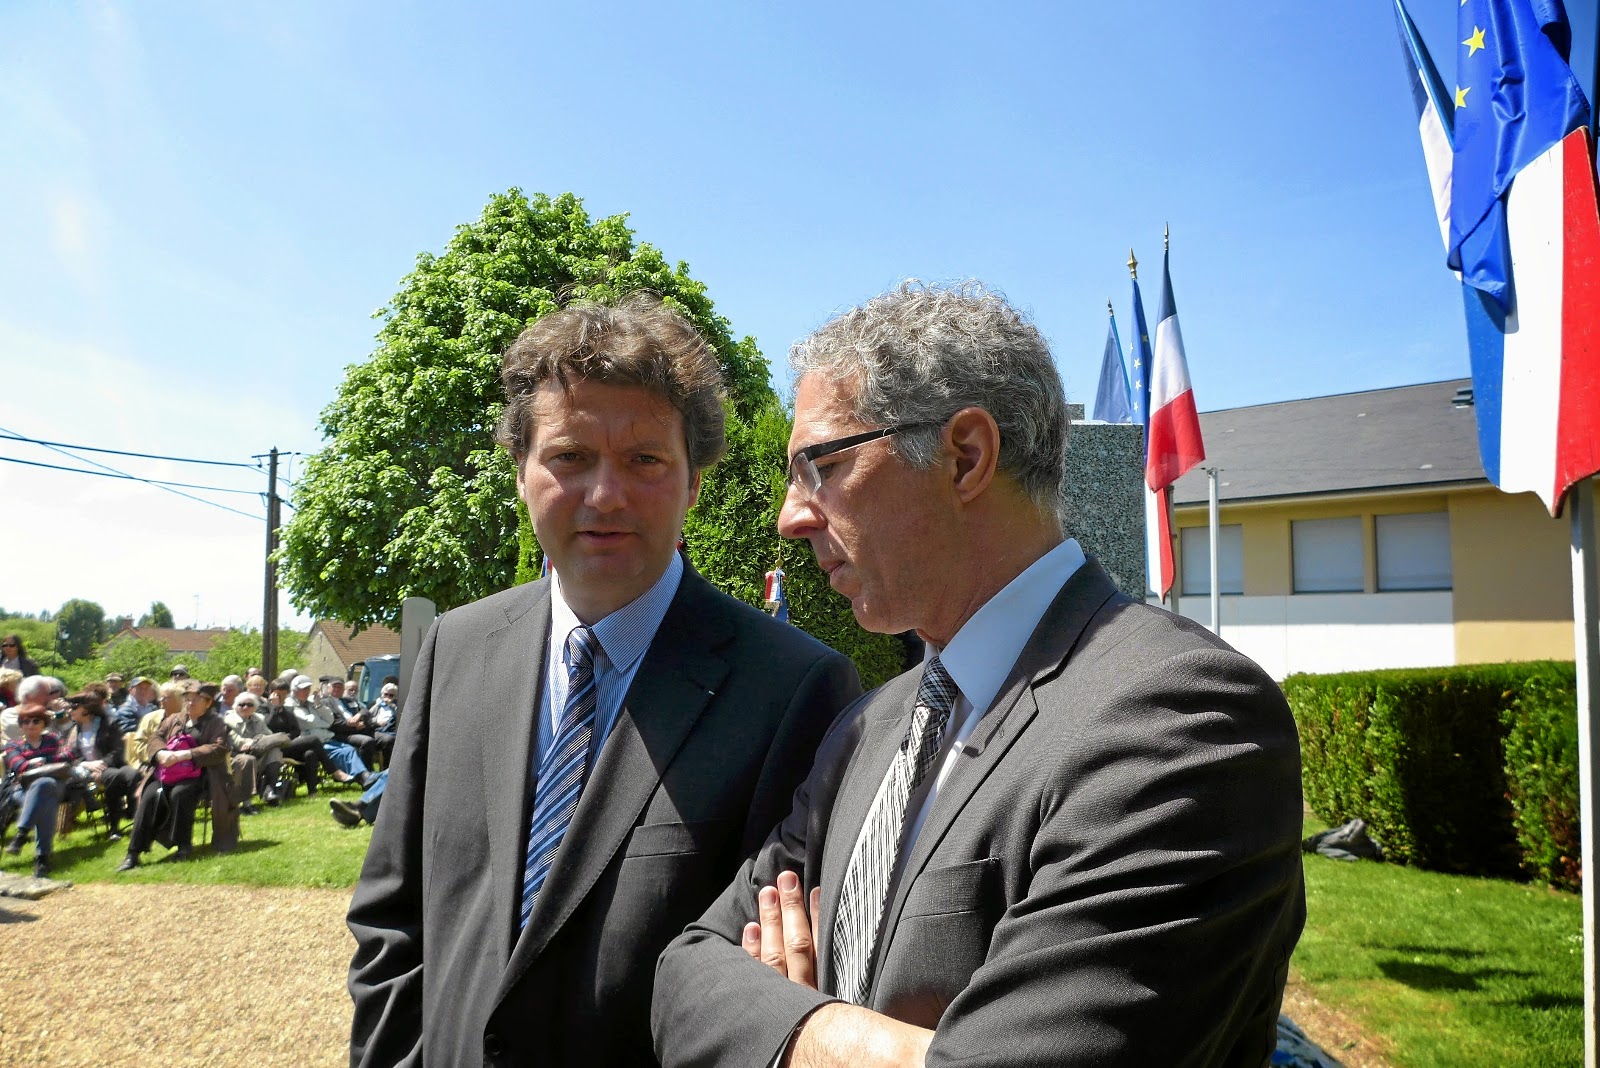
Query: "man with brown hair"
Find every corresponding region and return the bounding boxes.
[347,294,861,1068]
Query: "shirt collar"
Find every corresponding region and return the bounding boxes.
[935,538,1086,716]
[550,551,685,673]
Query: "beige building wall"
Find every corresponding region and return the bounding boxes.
[301,630,349,681]
[1175,486,1578,667]
[1449,488,1573,663]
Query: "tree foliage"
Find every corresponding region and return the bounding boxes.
[139,601,175,628]
[55,598,107,663]
[285,188,906,690]
[281,190,771,628]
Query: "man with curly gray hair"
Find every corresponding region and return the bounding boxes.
[655,281,1305,1067]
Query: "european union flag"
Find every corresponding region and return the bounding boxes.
[1449,0,1590,308]
[1128,273,1154,433]
[1092,303,1133,424]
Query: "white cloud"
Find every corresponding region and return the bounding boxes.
[0,318,312,630]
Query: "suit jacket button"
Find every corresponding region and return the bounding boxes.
[484,1033,503,1058]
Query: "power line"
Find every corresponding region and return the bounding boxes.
[0,423,266,522]
[0,430,261,469]
[0,454,263,495]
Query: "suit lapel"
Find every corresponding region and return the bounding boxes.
[481,582,553,961]
[868,559,1123,984]
[498,568,733,996]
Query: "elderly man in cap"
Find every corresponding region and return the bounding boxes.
[169,664,191,681]
[652,282,1304,1068]
[114,677,159,734]
[117,679,240,868]
[289,674,373,787]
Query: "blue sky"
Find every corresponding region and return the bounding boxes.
[0,1,1521,628]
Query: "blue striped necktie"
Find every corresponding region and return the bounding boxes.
[520,626,599,930]
[829,655,959,1004]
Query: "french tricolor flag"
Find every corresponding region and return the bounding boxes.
[1395,0,1600,516]
[1146,244,1205,598]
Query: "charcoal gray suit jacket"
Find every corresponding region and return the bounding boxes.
[347,565,862,1068]
[652,558,1305,1067]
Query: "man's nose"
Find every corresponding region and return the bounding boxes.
[586,460,627,510]
[777,482,821,540]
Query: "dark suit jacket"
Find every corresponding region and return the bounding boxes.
[347,566,862,1068]
[653,558,1305,1067]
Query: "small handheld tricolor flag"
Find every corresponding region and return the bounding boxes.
[763,564,789,623]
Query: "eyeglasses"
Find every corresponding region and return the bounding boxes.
[1,643,16,650]
[786,423,937,500]
[17,715,48,725]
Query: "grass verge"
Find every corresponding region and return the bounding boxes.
[0,787,372,888]
[1295,820,1581,1068]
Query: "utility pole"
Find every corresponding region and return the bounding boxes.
[262,447,281,678]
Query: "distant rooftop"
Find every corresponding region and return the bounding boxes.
[1170,378,1486,507]
[309,620,400,666]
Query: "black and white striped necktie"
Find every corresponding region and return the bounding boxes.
[830,655,959,1005]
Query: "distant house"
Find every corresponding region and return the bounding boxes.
[303,620,401,681]
[1168,378,1574,679]
[104,626,231,661]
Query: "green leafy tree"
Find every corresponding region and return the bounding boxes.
[202,628,309,681]
[286,188,904,688]
[282,189,770,628]
[55,598,107,663]
[139,601,175,628]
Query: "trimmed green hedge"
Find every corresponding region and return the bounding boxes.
[1285,661,1579,887]
[1501,665,1581,890]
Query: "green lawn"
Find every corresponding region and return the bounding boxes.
[0,787,372,888]
[1294,822,1581,1068]
[5,799,1584,1065]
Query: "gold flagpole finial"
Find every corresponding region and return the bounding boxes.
[1164,223,1170,252]
[1127,249,1139,279]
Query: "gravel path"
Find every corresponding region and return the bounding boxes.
[0,883,356,1068]
[1,883,1387,1068]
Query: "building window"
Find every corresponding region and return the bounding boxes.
[1180,524,1244,596]
[1376,512,1452,591]
[1292,517,1364,593]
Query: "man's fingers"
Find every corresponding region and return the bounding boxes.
[741,922,762,959]
[757,885,787,977]
[777,870,817,989]
[809,885,822,938]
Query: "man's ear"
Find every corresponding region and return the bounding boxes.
[687,468,703,510]
[944,407,1000,505]
[513,450,527,498]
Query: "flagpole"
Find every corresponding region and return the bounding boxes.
[1572,476,1600,1068]
[1207,466,1221,636]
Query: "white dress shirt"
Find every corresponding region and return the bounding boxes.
[895,537,1087,878]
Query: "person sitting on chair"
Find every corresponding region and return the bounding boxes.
[289,675,373,788]
[3,677,76,877]
[60,692,138,839]
[365,682,400,766]
[117,680,239,870]
[266,679,327,797]
[225,693,290,808]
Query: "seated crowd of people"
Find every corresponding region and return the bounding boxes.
[0,633,400,878]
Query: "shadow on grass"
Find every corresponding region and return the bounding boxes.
[1516,991,1583,1010]
[1376,957,1535,992]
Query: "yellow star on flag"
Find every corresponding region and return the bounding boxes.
[1455,85,1471,107]
[1463,27,1486,56]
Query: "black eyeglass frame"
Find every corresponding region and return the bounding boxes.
[786,422,940,499]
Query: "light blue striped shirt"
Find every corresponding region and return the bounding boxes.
[535,551,685,766]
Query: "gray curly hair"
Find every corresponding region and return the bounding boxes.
[790,280,1069,524]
